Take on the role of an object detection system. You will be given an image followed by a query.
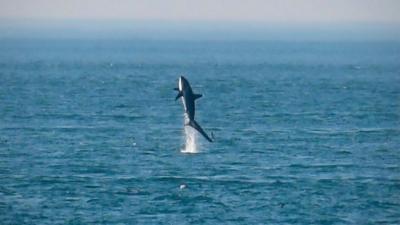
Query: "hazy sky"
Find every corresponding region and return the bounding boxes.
[1,0,400,24]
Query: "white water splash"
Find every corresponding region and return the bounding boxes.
[181,114,199,153]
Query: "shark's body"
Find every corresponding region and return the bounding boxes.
[175,76,213,142]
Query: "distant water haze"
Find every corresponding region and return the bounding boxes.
[1,20,400,41]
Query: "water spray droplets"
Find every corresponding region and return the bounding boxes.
[181,115,199,153]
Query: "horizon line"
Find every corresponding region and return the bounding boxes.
[1,19,399,41]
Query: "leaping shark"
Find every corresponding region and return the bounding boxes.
[174,76,213,142]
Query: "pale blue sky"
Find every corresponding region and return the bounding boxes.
[1,0,400,24]
[1,0,400,40]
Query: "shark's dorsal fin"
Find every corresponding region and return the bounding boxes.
[194,94,202,100]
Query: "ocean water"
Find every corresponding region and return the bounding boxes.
[0,39,399,224]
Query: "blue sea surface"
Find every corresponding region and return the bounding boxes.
[0,39,399,224]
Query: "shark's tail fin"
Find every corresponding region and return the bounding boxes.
[187,120,213,142]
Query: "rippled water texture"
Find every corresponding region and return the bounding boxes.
[1,39,400,224]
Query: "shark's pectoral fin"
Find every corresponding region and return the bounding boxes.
[175,92,183,101]
[188,120,213,142]
[194,94,202,100]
